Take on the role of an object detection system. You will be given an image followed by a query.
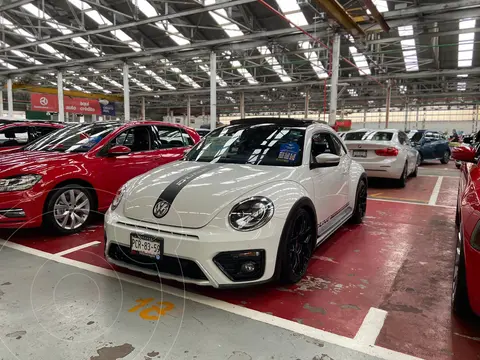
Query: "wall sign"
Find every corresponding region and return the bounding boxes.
[30,93,103,115]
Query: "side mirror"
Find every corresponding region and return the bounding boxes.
[311,153,341,168]
[452,146,476,163]
[108,145,131,156]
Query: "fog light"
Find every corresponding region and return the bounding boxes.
[241,261,256,273]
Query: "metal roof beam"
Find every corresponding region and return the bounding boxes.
[0,0,33,12]
[0,0,256,55]
[383,0,480,19]
[367,27,480,45]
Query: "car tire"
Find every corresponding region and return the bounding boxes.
[278,207,316,284]
[397,162,408,188]
[452,226,471,315]
[350,178,367,224]
[411,157,419,177]
[441,150,450,164]
[44,184,94,235]
[456,162,461,169]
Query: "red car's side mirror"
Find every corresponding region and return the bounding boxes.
[452,146,476,163]
[108,145,131,156]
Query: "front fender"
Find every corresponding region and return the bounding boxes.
[348,161,366,207]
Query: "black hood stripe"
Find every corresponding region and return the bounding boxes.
[155,164,220,205]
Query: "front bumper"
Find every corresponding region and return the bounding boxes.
[104,209,286,287]
[0,189,46,228]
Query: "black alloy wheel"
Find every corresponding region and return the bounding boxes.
[350,179,367,224]
[280,208,314,284]
[441,150,450,164]
[411,158,419,177]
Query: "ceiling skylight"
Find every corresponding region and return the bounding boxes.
[0,41,42,65]
[193,57,228,87]
[458,19,476,68]
[398,26,419,71]
[101,75,123,89]
[457,82,467,91]
[348,89,359,97]
[399,85,407,94]
[346,35,371,76]
[225,96,236,103]
[258,46,292,82]
[275,0,329,79]
[129,0,189,46]
[371,0,388,12]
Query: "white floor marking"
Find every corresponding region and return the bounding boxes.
[54,241,101,256]
[428,176,444,205]
[368,197,455,209]
[0,239,422,360]
[418,174,458,178]
[354,307,388,345]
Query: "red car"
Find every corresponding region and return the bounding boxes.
[0,121,64,153]
[0,121,200,234]
[452,145,480,316]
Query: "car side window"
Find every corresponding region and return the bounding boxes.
[151,125,187,149]
[181,129,195,146]
[105,126,152,154]
[311,132,338,162]
[30,126,57,141]
[331,135,346,156]
[433,133,440,140]
[0,126,28,146]
[398,132,407,145]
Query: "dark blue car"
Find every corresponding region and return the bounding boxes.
[409,130,451,164]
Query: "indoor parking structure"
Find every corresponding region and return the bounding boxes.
[0,0,479,360]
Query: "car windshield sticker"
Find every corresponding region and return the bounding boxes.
[278,143,300,162]
[153,164,220,217]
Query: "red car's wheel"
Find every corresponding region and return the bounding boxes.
[452,227,471,315]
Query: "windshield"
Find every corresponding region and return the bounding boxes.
[185,123,305,166]
[410,132,424,143]
[344,131,393,141]
[25,123,118,153]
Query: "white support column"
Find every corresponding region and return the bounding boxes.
[329,33,341,126]
[141,97,146,120]
[91,114,97,122]
[287,102,291,118]
[187,96,191,126]
[363,107,367,127]
[385,84,391,129]
[0,88,4,117]
[210,51,217,130]
[7,78,13,118]
[476,104,479,133]
[123,63,130,122]
[415,105,419,129]
[65,112,69,122]
[166,107,170,123]
[240,92,245,118]
[57,71,65,122]
[304,89,310,119]
[404,101,409,131]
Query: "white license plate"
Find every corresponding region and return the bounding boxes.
[352,150,367,158]
[130,234,163,258]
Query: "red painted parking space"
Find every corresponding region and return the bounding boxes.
[368,176,438,203]
[2,175,479,359]
[437,177,460,207]
[419,161,459,171]
[0,223,103,254]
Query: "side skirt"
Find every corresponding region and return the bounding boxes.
[315,205,353,247]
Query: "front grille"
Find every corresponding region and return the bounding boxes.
[116,221,199,239]
[108,243,208,280]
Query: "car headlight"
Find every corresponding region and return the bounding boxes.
[111,184,126,211]
[0,175,41,192]
[228,197,274,231]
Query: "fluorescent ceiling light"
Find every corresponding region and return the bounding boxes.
[372,0,388,12]
[457,74,469,78]
[457,82,467,91]
[348,88,359,97]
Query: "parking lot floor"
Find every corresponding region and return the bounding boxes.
[1,163,480,360]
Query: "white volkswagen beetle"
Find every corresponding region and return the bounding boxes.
[104,119,367,287]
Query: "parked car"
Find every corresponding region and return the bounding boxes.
[451,145,480,316]
[0,121,200,234]
[409,130,451,164]
[0,121,64,153]
[343,129,419,187]
[104,118,367,287]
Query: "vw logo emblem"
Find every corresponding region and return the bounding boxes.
[153,200,170,218]
[39,97,48,106]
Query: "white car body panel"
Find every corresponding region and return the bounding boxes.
[105,123,366,287]
[344,129,418,179]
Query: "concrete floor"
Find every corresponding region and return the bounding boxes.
[1,161,479,360]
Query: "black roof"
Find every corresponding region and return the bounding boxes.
[230,118,321,127]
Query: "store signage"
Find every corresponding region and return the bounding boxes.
[30,93,102,115]
[101,102,116,116]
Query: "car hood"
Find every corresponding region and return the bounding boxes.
[122,161,299,228]
[0,151,81,176]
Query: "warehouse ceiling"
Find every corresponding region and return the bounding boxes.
[0,0,479,115]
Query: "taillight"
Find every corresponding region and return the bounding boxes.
[375,147,399,156]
